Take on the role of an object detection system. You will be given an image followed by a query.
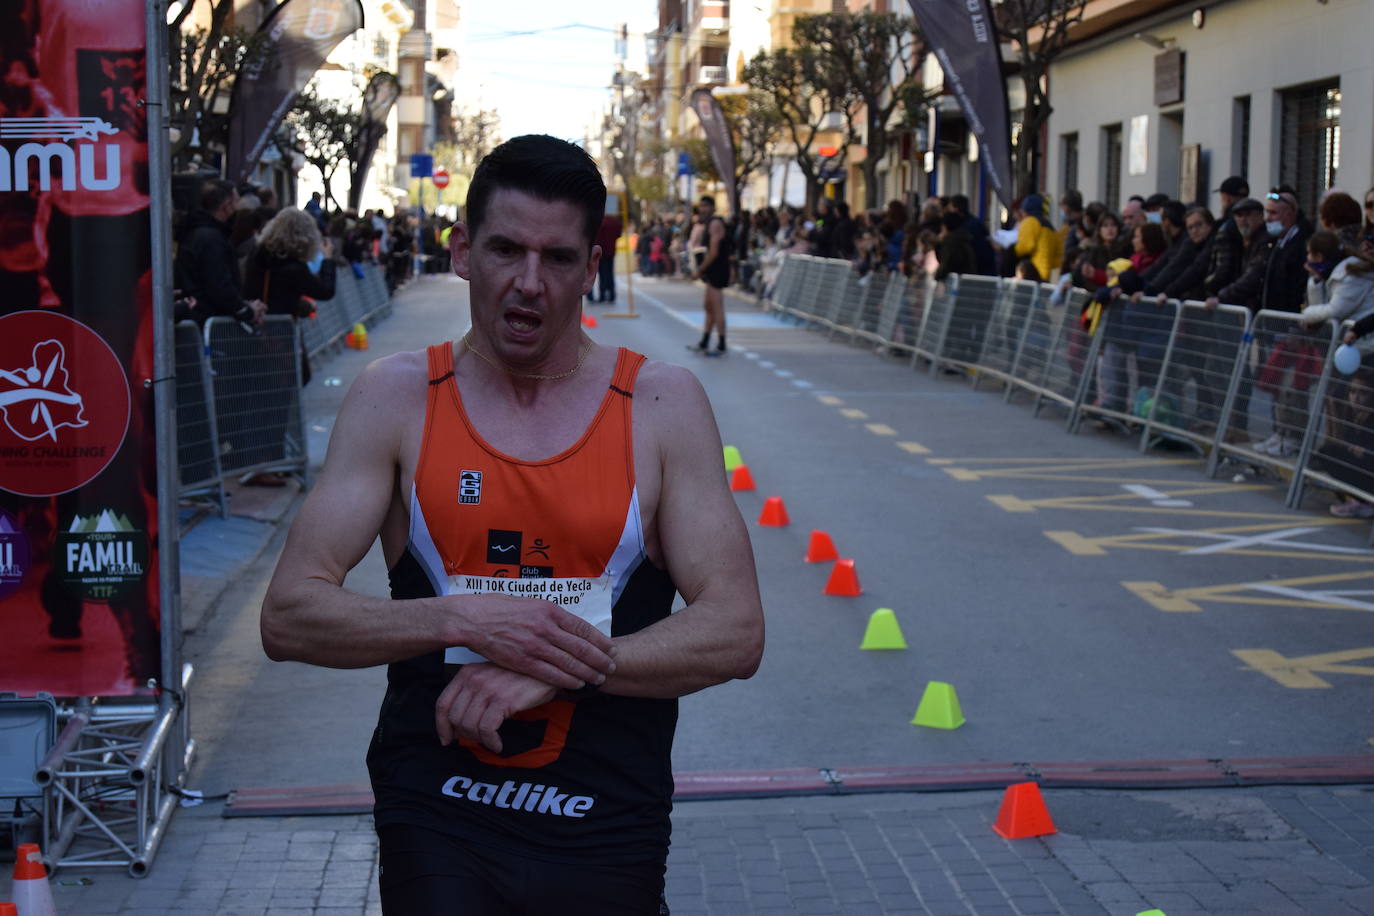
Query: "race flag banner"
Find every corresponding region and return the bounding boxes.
[225,0,365,183]
[690,88,739,214]
[349,71,401,210]
[0,0,160,696]
[905,0,1015,206]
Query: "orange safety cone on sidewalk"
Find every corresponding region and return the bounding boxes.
[992,782,1057,839]
[352,322,369,349]
[804,530,838,563]
[10,843,57,916]
[729,465,756,491]
[757,497,790,526]
[823,559,862,596]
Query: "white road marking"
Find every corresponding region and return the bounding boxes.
[758,361,776,369]
[1246,585,1374,612]
[774,369,793,378]
[1133,526,1374,557]
[1122,484,1193,508]
[791,379,814,389]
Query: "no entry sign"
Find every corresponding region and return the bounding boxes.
[432,167,450,189]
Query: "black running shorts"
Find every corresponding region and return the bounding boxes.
[377,823,669,915]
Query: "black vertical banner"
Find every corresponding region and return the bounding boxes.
[0,0,158,696]
[690,88,739,214]
[225,0,365,184]
[348,71,400,211]
[905,0,1015,205]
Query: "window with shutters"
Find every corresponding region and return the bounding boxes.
[1102,123,1123,212]
[1280,81,1340,211]
[1232,95,1251,179]
[1061,132,1079,198]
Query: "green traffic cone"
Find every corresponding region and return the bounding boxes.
[912,681,965,729]
[1136,911,1168,916]
[723,445,743,472]
[860,608,907,650]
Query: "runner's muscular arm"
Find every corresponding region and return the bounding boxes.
[260,354,615,685]
[598,365,764,696]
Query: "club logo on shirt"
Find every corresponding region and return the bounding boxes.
[486,529,521,564]
[458,469,482,505]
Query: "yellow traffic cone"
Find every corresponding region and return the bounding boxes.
[912,681,965,729]
[860,608,907,650]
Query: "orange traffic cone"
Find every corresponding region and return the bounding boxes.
[823,559,863,596]
[992,782,1057,839]
[353,322,369,350]
[10,842,57,916]
[345,331,358,349]
[805,530,838,563]
[582,314,599,328]
[729,465,756,491]
[757,496,790,526]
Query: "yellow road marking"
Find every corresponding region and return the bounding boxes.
[1040,522,1373,562]
[1045,531,1108,556]
[816,395,844,406]
[1123,581,1203,612]
[866,423,896,436]
[988,495,1037,512]
[1233,648,1374,689]
[840,408,868,419]
[1125,570,1374,614]
[942,467,981,481]
[897,442,930,455]
[983,482,1270,515]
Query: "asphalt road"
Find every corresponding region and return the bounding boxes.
[186,271,1374,801]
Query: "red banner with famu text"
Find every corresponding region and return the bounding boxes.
[0,0,160,697]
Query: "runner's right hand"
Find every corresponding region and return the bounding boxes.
[455,596,616,690]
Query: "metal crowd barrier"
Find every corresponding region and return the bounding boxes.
[204,315,307,482]
[175,262,392,512]
[299,261,393,361]
[764,255,1374,541]
[173,321,225,516]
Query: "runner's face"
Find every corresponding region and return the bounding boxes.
[451,188,598,370]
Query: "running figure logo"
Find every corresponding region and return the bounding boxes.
[0,340,88,442]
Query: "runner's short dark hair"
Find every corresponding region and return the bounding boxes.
[466,135,606,249]
[699,195,716,207]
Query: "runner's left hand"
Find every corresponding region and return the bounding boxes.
[435,662,558,752]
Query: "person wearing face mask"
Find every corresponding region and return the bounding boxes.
[1255,188,1316,454]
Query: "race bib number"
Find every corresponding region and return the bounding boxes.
[443,574,613,665]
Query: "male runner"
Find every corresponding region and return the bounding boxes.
[688,195,730,355]
[261,135,765,915]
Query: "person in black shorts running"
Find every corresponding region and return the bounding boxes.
[689,195,730,355]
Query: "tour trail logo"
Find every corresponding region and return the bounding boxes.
[0,312,131,497]
[0,508,30,600]
[57,508,146,602]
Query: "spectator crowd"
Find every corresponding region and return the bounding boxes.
[629,178,1374,519]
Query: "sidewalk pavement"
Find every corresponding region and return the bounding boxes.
[43,276,1374,915]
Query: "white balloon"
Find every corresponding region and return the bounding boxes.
[1333,344,1361,375]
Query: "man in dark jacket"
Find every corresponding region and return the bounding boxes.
[949,194,995,275]
[934,211,976,281]
[174,180,265,328]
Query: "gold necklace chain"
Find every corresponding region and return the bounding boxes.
[461,332,590,381]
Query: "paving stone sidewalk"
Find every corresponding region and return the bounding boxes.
[42,783,1374,915]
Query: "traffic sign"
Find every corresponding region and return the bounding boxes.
[409,153,433,178]
[432,167,450,189]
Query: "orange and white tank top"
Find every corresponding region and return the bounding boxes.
[370,342,679,864]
